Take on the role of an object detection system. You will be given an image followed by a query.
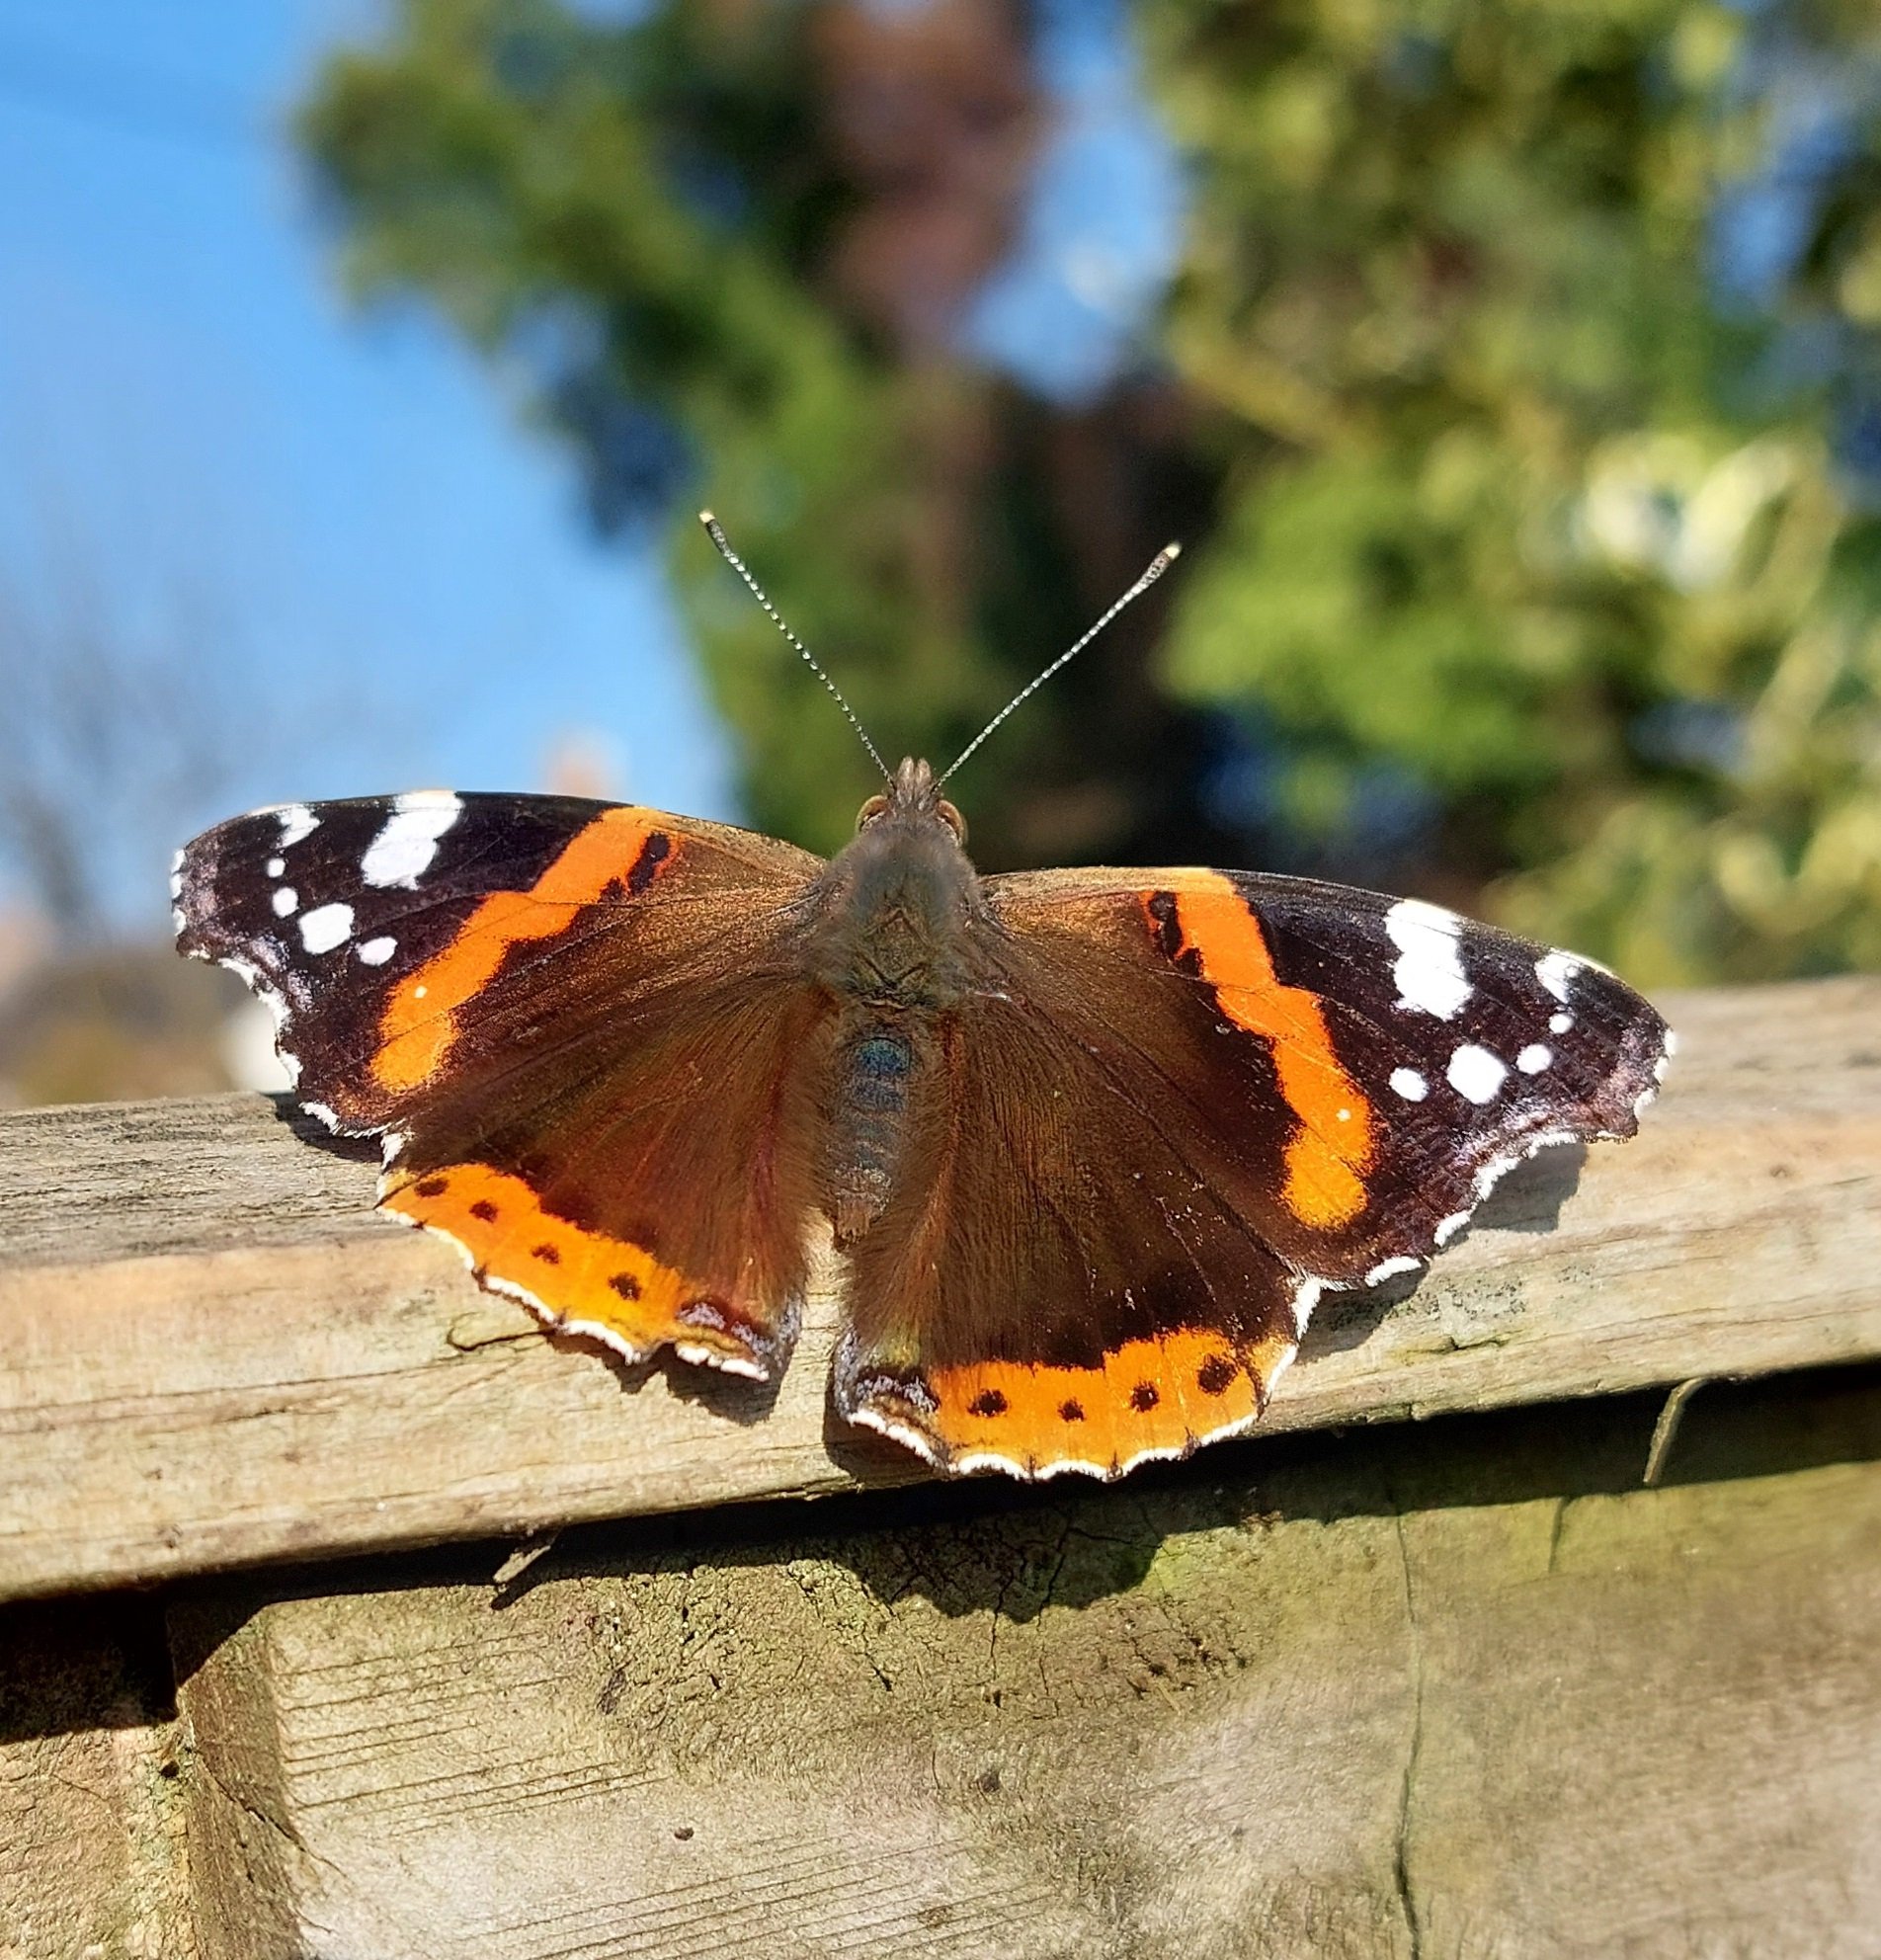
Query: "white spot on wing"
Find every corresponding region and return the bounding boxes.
[1030,1453,1122,1482]
[1549,1011,1573,1034]
[362,789,462,889]
[276,804,319,848]
[1515,1043,1552,1074]
[1389,1067,1429,1102]
[271,886,298,918]
[1446,1043,1508,1104]
[358,936,397,965]
[1424,1126,1588,1255]
[550,1313,660,1367]
[1366,1255,1421,1285]
[266,856,286,879]
[954,1448,1041,1478]
[1385,899,1472,1020]
[674,1342,768,1381]
[1536,949,1582,1004]
[298,902,355,954]
[1291,1276,1322,1337]
[843,1400,944,1464]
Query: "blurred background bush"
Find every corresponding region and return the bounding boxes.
[2,0,1878,1103]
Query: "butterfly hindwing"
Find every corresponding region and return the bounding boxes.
[834,984,1307,1479]
[835,864,1672,1478]
[177,792,833,1377]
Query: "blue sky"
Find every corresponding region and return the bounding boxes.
[0,0,733,927]
[0,0,1181,930]
[967,0,1184,404]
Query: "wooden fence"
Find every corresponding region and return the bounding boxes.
[2,976,1878,1956]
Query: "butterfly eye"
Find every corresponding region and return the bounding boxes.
[937,799,967,845]
[856,794,890,830]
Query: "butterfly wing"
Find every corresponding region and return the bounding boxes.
[835,865,1673,1478]
[177,792,834,1378]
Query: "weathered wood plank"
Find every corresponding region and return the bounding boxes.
[3,978,1879,1602]
[0,1598,192,1959]
[166,1374,1881,1960]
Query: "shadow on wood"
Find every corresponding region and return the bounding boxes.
[152,1365,1881,1960]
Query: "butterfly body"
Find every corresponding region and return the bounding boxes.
[809,759,984,1241]
[176,764,1672,1481]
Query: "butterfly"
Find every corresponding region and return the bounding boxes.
[175,517,1672,1481]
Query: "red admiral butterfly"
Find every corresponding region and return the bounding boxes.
[176,517,1672,1481]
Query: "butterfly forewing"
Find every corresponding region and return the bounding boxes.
[177,791,832,1376]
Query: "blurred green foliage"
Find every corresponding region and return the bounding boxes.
[302,0,1881,982]
[1144,0,1881,981]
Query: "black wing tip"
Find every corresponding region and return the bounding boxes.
[1591,997,1676,1133]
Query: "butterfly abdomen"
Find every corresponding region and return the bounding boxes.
[808,794,991,1244]
[826,1025,918,1245]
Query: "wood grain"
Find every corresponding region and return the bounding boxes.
[166,1374,1881,1960]
[0,1598,191,1959]
[3,977,1879,1603]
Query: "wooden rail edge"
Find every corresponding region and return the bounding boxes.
[1,977,1876,1603]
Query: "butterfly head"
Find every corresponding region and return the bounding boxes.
[857,758,967,847]
[822,758,981,1006]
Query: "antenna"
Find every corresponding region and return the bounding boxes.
[698,511,891,784]
[939,541,1182,785]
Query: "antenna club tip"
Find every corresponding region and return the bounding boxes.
[697,509,717,527]
[1164,540,1182,559]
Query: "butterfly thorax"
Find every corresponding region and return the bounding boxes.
[807,759,983,1013]
[808,760,988,1242]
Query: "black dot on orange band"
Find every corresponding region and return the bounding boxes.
[1196,1354,1238,1396]
[415,1176,449,1197]
[1144,889,1182,961]
[628,830,673,895]
[969,1388,1009,1418]
[610,1272,641,1300]
[1130,1381,1161,1413]
[532,1243,560,1264]
[1059,1399,1086,1423]
[469,1199,499,1222]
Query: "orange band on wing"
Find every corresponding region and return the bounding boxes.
[372,809,672,1093]
[1148,874,1372,1227]
[381,1161,763,1370]
[910,1328,1293,1475]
